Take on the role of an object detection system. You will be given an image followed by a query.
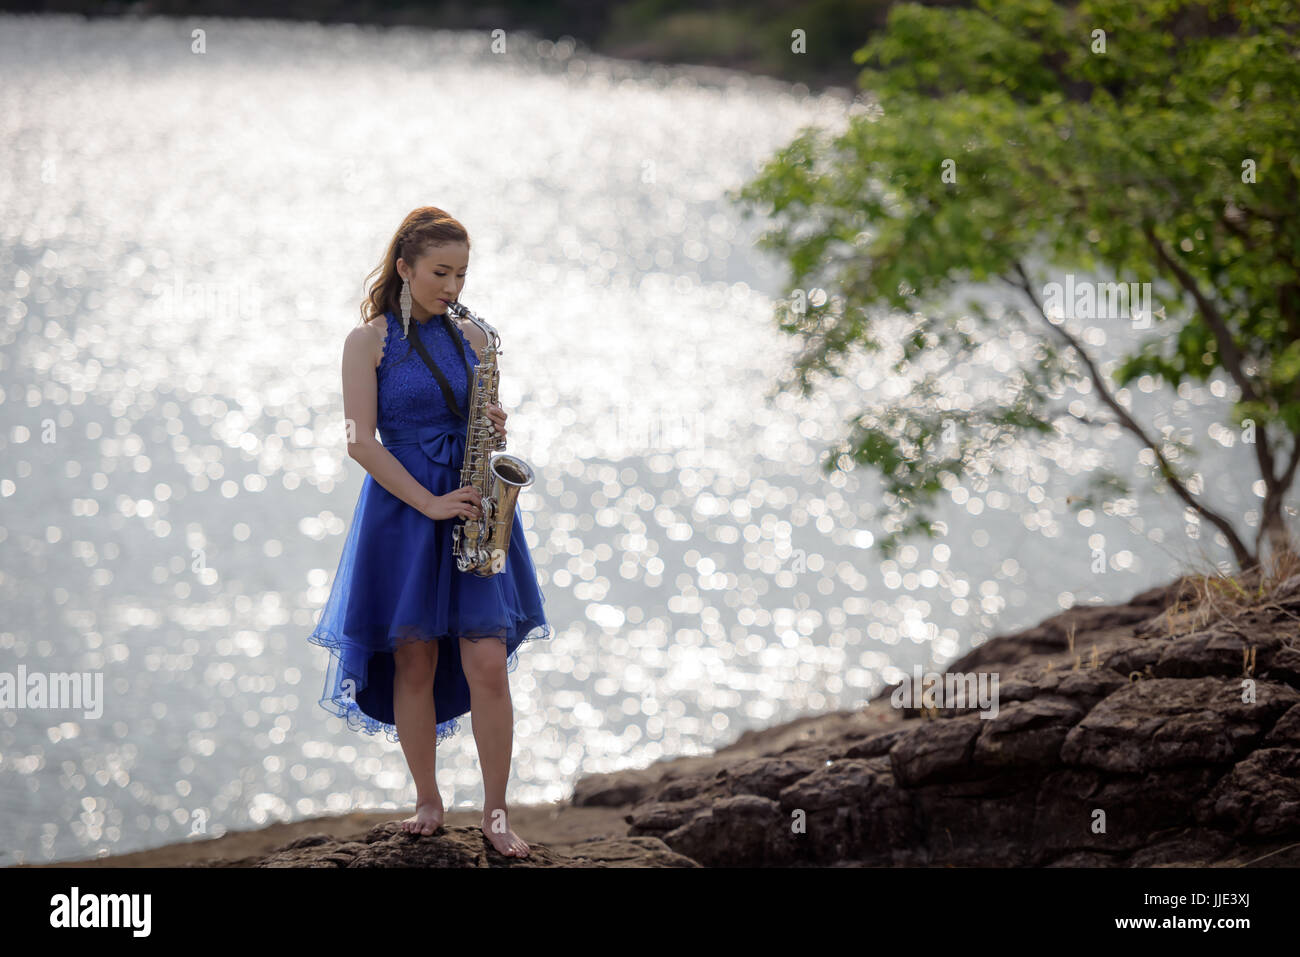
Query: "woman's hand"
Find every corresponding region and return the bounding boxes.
[425,486,483,521]
[487,402,507,439]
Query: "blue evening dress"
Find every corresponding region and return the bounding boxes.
[307,309,553,744]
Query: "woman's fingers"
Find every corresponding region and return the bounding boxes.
[453,486,484,517]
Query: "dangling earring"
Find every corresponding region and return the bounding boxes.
[399,277,412,339]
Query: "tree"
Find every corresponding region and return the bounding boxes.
[730,0,1300,571]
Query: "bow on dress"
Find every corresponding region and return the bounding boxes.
[378,424,467,470]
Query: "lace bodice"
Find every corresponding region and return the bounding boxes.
[375,310,480,431]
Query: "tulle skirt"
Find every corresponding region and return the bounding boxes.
[307,430,552,744]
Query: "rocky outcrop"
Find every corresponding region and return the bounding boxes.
[570,574,1300,866]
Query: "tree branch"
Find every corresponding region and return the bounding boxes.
[1142,223,1261,404]
[1143,223,1282,503]
[1007,260,1255,568]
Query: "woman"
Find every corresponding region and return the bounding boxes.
[308,206,552,859]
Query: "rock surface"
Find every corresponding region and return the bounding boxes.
[198,822,697,868]
[574,574,1300,867]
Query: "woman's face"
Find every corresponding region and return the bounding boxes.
[399,242,468,315]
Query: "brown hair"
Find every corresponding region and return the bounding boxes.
[359,206,471,326]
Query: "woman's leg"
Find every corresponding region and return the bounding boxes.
[460,636,529,858]
[393,639,444,835]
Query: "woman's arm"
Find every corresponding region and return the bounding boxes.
[341,324,439,516]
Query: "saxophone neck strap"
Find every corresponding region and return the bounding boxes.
[406,315,471,422]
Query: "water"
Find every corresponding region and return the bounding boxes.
[0,14,1269,863]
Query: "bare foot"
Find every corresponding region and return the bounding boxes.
[480,809,530,858]
[400,799,444,836]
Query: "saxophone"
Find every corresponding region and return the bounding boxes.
[446,299,536,577]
